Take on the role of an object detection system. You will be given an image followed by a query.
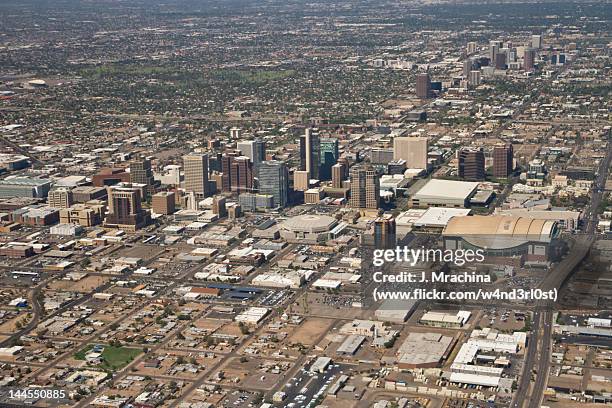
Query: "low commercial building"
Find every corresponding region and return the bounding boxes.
[410,179,479,208]
[396,332,454,369]
[50,223,84,236]
[235,307,269,325]
[71,186,107,202]
[0,177,52,198]
[60,202,106,227]
[12,206,59,226]
[337,334,366,355]
[0,244,35,258]
[310,356,332,373]
[420,310,472,328]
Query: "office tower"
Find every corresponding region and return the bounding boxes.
[227,203,242,219]
[371,148,395,165]
[237,139,266,173]
[155,164,181,186]
[230,127,241,139]
[467,41,478,54]
[463,59,473,77]
[129,156,154,195]
[299,135,306,171]
[212,195,227,217]
[551,54,558,65]
[524,48,536,71]
[331,163,346,189]
[151,191,175,215]
[258,160,289,208]
[105,183,150,230]
[208,152,223,172]
[469,70,481,86]
[319,137,339,180]
[220,153,254,193]
[527,159,546,179]
[495,53,507,70]
[393,137,428,169]
[374,215,396,249]
[489,40,502,61]
[231,156,254,193]
[349,166,380,210]
[531,34,542,49]
[493,144,514,178]
[558,54,566,64]
[303,128,321,179]
[183,153,209,198]
[457,148,486,181]
[415,73,431,99]
[294,170,310,191]
[48,187,73,209]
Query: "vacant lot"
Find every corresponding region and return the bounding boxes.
[288,317,335,347]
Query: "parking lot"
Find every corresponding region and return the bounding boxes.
[278,362,346,407]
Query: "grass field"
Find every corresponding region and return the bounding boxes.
[74,344,142,371]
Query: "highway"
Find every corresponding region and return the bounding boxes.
[513,128,612,408]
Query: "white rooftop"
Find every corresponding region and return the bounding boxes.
[413,179,479,200]
[413,208,472,227]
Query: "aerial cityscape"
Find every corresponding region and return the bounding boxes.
[0,0,611,407]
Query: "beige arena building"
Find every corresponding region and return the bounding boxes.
[442,215,561,263]
[280,214,346,243]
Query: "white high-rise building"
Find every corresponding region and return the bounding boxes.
[183,153,209,197]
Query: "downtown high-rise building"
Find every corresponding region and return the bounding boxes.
[237,139,266,173]
[293,170,310,191]
[301,128,321,180]
[331,162,346,189]
[183,153,210,197]
[463,59,474,77]
[489,40,502,61]
[258,160,289,208]
[48,187,73,209]
[221,153,254,193]
[467,41,478,55]
[349,166,380,210]
[371,148,394,165]
[393,136,428,169]
[151,191,175,215]
[374,215,396,249]
[129,156,155,195]
[105,183,150,230]
[415,73,431,99]
[524,48,536,71]
[495,52,507,70]
[469,70,481,86]
[493,144,514,178]
[319,137,339,180]
[457,148,485,181]
[531,34,542,49]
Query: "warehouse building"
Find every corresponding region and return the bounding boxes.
[410,179,479,208]
[0,177,52,198]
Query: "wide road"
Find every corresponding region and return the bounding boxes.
[513,129,612,408]
[511,311,541,408]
